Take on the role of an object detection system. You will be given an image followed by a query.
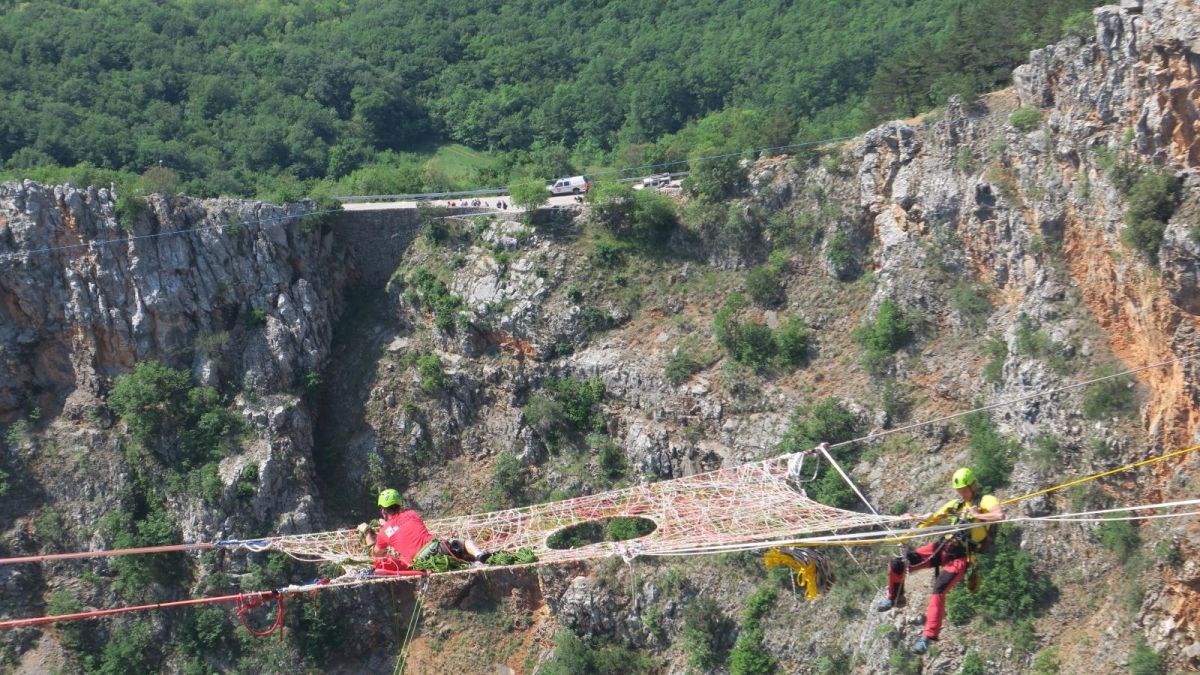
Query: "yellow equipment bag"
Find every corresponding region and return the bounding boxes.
[763,547,835,600]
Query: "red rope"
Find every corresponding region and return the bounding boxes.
[0,590,292,637]
[0,591,260,630]
[0,542,214,565]
[236,592,286,640]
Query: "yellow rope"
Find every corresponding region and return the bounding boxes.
[393,579,428,675]
[766,443,1200,550]
[999,443,1200,507]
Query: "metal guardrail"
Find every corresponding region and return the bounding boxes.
[339,187,507,203]
[336,172,690,203]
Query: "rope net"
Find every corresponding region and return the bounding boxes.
[237,454,898,573]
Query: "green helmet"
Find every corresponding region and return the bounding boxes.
[377,488,403,508]
[952,468,977,490]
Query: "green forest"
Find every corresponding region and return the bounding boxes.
[0,0,1100,199]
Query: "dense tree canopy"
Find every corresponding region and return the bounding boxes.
[0,0,1100,197]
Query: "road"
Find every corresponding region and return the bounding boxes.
[340,193,584,211]
[338,178,683,212]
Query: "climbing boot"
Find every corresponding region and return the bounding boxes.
[875,585,906,611]
[875,588,905,611]
[912,636,933,654]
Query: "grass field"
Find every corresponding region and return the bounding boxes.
[424,144,499,188]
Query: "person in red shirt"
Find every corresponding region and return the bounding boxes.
[363,488,488,573]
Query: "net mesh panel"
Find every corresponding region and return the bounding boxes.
[246,455,896,573]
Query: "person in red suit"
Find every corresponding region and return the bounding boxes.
[875,468,1005,654]
[362,488,488,573]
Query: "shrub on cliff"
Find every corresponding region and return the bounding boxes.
[853,299,913,376]
[541,631,655,675]
[952,281,993,330]
[964,412,1015,489]
[47,591,90,655]
[1081,366,1136,420]
[665,349,703,386]
[631,189,678,243]
[713,294,811,371]
[776,397,860,507]
[684,147,748,203]
[590,433,627,481]
[592,182,678,247]
[100,620,158,674]
[487,451,527,508]
[108,361,191,443]
[1098,512,1140,563]
[416,353,446,395]
[774,317,811,366]
[406,267,464,332]
[946,525,1053,626]
[108,361,240,468]
[729,585,777,675]
[745,251,787,307]
[1129,638,1164,675]
[683,595,733,671]
[1009,106,1042,131]
[1121,171,1182,265]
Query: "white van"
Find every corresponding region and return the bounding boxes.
[641,173,672,189]
[547,176,590,195]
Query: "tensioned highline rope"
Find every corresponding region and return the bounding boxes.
[2,352,1193,570]
[999,442,1200,507]
[0,207,336,263]
[823,351,1199,452]
[5,494,1200,631]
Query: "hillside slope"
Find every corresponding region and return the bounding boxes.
[1,1,1199,673]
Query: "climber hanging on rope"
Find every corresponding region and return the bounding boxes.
[874,467,1005,655]
[358,489,490,574]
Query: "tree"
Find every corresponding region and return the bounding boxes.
[107,361,192,444]
[0,0,1106,198]
[684,146,747,203]
[141,164,179,195]
[350,83,430,152]
[508,177,548,211]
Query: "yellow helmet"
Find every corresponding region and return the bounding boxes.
[952,468,977,490]
[377,488,403,508]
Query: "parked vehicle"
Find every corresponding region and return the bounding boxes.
[641,173,672,188]
[547,176,589,195]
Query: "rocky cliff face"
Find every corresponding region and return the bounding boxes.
[2,1,1200,673]
[0,184,337,417]
[0,185,341,539]
[1013,0,1200,444]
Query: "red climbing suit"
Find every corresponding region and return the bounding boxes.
[887,540,970,639]
[373,510,434,572]
[887,493,999,640]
